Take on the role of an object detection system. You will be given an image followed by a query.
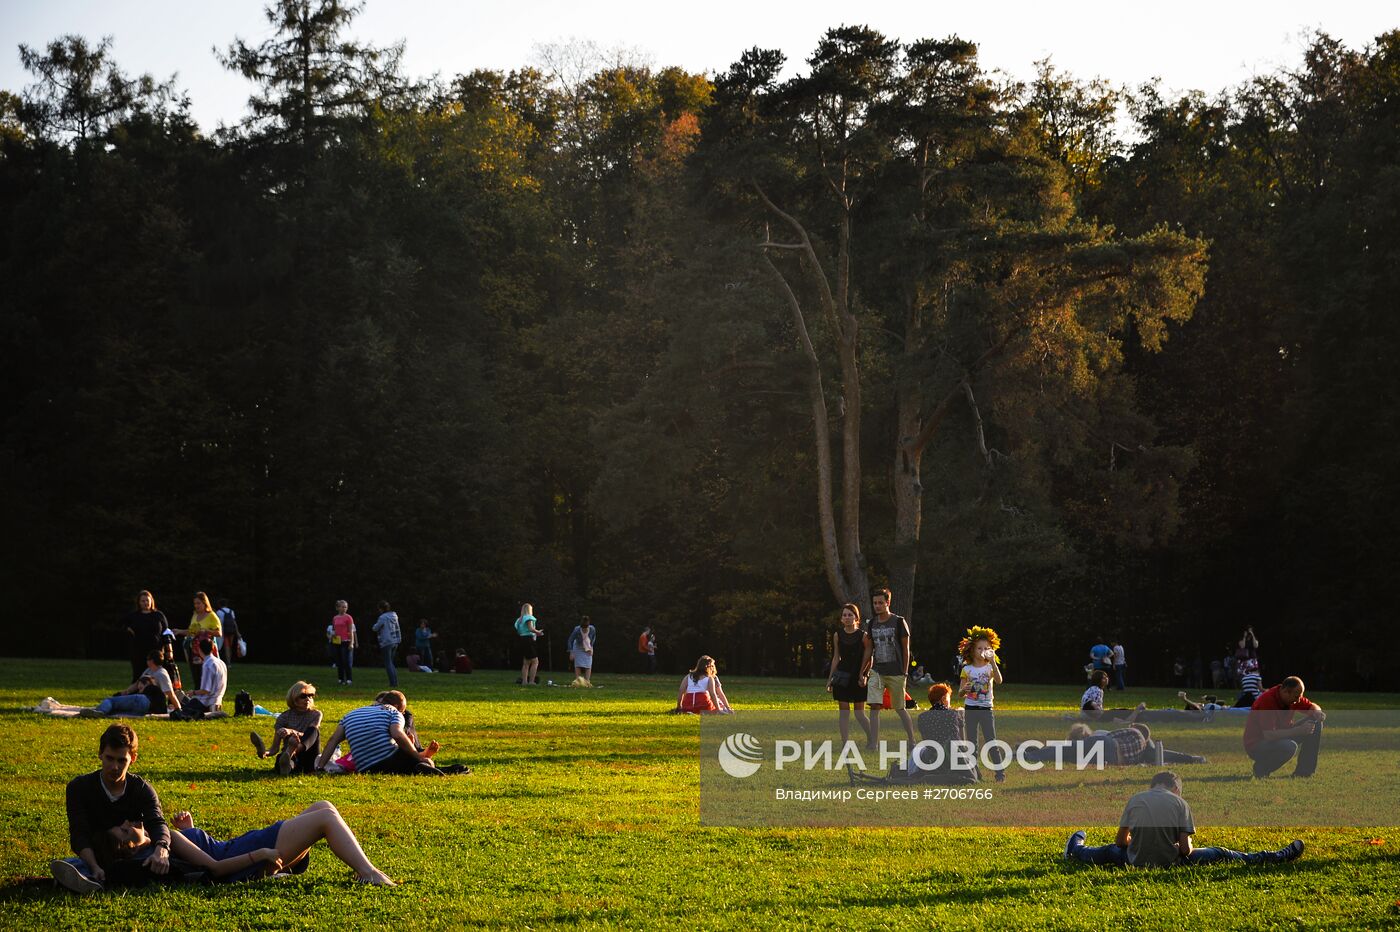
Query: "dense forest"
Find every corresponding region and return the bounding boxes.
[2,2,1396,687]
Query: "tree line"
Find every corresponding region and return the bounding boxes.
[2,1,1396,688]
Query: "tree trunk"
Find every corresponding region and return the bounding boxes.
[890,385,923,627]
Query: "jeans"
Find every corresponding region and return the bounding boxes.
[1188,846,1281,865]
[1068,841,1129,866]
[336,643,353,682]
[964,708,1005,771]
[1113,664,1126,690]
[383,644,399,687]
[98,694,151,715]
[417,643,433,669]
[1248,722,1323,777]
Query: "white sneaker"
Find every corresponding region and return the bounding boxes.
[51,859,101,894]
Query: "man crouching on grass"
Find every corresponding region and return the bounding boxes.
[1064,770,1304,867]
[52,723,171,893]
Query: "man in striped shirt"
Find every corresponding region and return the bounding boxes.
[1234,661,1264,707]
[314,691,466,776]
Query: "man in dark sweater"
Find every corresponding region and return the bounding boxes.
[52,723,171,893]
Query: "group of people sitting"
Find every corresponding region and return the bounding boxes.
[79,637,227,721]
[246,683,470,777]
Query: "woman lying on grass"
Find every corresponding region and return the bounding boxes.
[99,800,395,885]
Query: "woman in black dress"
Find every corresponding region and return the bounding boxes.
[826,603,872,747]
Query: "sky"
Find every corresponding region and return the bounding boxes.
[1,0,1395,132]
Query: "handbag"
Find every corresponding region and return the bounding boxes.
[237,637,248,658]
[829,671,853,689]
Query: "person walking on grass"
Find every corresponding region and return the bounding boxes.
[515,603,543,685]
[372,601,402,688]
[414,618,438,670]
[51,724,170,893]
[865,588,915,752]
[826,603,872,748]
[1065,770,1303,866]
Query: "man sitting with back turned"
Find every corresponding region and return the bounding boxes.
[1064,770,1303,866]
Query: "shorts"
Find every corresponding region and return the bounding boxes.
[182,822,284,882]
[680,691,716,713]
[520,637,539,660]
[867,672,907,707]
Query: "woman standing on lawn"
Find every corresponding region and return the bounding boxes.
[174,592,222,690]
[100,800,395,885]
[826,603,871,747]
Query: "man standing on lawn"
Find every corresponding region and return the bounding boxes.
[1244,676,1325,778]
[865,588,915,753]
[1064,770,1304,866]
[52,723,171,893]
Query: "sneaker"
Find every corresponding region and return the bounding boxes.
[77,708,106,718]
[51,859,101,894]
[276,745,294,776]
[1280,839,1304,862]
[250,732,267,758]
[995,769,1006,783]
[346,680,352,686]
[1064,830,1086,860]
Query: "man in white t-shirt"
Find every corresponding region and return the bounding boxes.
[1110,639,1127,691]
[184,638,227,712]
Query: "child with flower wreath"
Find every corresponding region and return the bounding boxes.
[958,626,1007,782]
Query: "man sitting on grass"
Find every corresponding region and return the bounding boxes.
[314,690,469,776]
[52,723,171,893]
[174,637,227,718]
[1064,770,1304,866]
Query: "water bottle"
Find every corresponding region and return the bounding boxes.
[1153,739,1165,766]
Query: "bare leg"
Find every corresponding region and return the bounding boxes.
[853,704,871,741]
[838,704,850,745]
[868,710,880,748]
[273,801,393,885]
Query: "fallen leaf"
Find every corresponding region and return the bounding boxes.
[1369,838,1385,845]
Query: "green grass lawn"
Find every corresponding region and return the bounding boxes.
[0,659,1396,930]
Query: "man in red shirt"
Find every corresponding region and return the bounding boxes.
[1242,676,1326,778]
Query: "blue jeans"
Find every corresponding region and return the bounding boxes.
[1113,664,1126,690]
[1188,846,1279,865]
[63,842,153,879]
[383,643,398,687]
[98,694,151,715]
[1069,841,1129,865]
[1248,722,1323,777]
[336,643,353,682]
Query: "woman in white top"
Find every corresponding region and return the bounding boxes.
[674,655,732,714]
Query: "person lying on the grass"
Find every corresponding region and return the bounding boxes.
[99,801,395,885]
[52,723,170,893]
[314,690,468,776]
[1065,769,1304,866]
[1026,723,1206,765]
[1177,691,1250,713]
[251,680,323,775]
[79,650,182,717]
[674,655,733,713]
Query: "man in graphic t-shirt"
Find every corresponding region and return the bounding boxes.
[864,588,915,753]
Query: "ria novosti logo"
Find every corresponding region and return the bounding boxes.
[717,733,764,778]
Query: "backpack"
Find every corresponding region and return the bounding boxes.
[233,690,254,717]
